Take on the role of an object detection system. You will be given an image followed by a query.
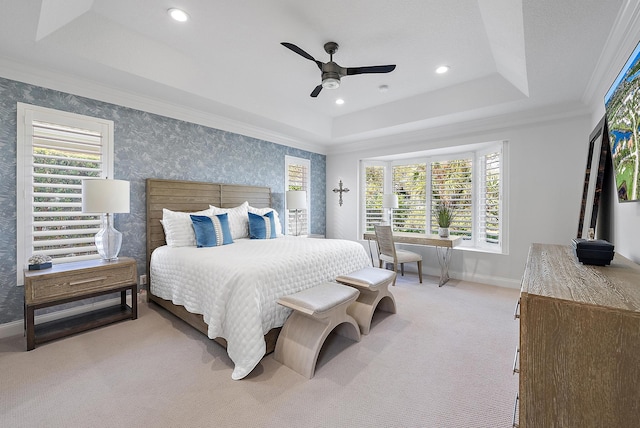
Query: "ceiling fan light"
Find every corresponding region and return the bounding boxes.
[322,77,340,89]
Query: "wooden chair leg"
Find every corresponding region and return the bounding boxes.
[417,260,423,283]
[400,263,404,276]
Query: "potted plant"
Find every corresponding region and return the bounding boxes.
[436,201,454,238]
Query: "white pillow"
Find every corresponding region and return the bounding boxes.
[248,206,282,236]
[210,201,249,239]
[161,207,211,247]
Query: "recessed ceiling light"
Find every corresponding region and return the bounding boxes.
[335,99,345,105]
[436,65,450,74]
[168,8,189,22]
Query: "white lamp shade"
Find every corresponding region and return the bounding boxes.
[82,179,130,213]
[383,194,399,209]
[286,190,307,210]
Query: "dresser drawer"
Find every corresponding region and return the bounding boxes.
[25,261,136,304]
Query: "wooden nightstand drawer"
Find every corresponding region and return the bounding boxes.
[26,263,135,304]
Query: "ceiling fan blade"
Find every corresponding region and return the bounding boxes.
[346,64,396,75]
[310,85,323,98]
[281,42,323,69]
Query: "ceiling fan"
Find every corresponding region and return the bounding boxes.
[281,41,396,98]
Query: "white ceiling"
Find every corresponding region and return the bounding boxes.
[0,0,625,153]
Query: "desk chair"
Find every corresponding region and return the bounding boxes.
[373,224,423,284]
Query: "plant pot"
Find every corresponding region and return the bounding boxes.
[438,227,449,238]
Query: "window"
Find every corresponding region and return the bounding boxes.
[393,163,427,233]
[430,158,472,238]
[360,141,507,253]
[17,103,114,284]
[284,156,310,235]
[363,164,385,232]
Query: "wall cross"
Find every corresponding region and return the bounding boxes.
[332,180,350,206]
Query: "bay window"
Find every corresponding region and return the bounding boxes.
[360,141,507,253]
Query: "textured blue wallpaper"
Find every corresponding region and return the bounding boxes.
[0,76,326,324]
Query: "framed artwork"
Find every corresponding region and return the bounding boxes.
[604,38,640,201]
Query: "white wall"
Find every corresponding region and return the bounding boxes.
[326,114,592,288]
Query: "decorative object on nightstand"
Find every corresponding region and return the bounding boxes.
[435,201,454,238]
[286,190,307,236]
[332,180,350,206]
[82,178,130,261]
[382,193,398,226]
[28,254,52,270]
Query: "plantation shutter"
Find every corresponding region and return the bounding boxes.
[17,104,114,283]
[364,165,385,232]
[478,150,501,246]
[30,121,104,261]
[392,163,427,233]
[430,158,473,238]
[285,157,310,235]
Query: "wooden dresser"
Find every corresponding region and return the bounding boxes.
[515,243,640,427]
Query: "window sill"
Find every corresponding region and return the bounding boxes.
[454,244,506,255]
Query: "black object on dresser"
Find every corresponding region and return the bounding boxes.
[571,238,615,265]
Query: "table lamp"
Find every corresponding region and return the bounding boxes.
[286,190,307,236]
[382,193,398,226]
[82,178,130,261]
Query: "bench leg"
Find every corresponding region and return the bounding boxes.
[274,304,360,378]
[348,288,397,335]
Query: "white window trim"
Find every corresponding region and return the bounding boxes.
[359,141,508,254]
[16,103,115,285]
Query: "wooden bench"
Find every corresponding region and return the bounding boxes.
[336,267,397,335]
[274,282,361,378]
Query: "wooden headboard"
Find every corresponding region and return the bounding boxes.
[145,178,271,280]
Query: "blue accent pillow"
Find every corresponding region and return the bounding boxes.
[190,214,234,247]
[248,211,277,239]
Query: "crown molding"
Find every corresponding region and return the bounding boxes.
[326,102,591,156]
[582,0,640,108]
[0,56,326,155]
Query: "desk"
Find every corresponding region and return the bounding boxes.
[363,232,462,286]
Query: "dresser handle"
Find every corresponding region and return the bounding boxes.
[513,298,520,320]
[70,276,107,286]
[512,393,519,427]
[512,347,520,374]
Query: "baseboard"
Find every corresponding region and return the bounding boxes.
[401,265,521,289]
[0,297,122,340]
[455,271,521,289]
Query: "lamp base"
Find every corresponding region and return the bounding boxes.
[95,213,123,261]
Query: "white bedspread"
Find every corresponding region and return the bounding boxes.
[150,237,370,379]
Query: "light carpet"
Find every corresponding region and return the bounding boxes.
[0,274,520,428]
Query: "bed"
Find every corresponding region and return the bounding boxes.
[146,178,371,379]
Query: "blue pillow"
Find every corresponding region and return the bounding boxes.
[190,214,233,247]
[248,211,277,239]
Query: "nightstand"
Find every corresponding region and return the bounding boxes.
[23,257,137,351]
